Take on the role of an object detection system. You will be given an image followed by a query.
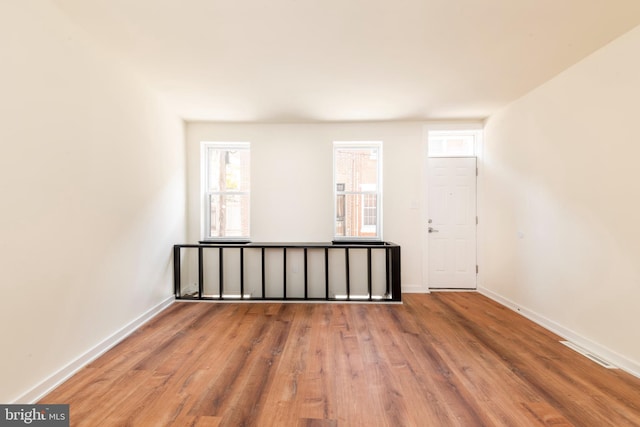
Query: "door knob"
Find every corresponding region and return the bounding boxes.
[428,227,439,233]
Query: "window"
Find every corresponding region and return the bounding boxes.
[202,142,250,240]
[427,130,481,157]
[333,142,382,240]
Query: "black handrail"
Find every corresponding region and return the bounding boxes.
[173,242,401,302]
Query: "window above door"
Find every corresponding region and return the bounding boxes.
[427,129,482,157]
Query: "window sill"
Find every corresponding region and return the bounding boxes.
[332,240,386,245]
[199,239,251,244]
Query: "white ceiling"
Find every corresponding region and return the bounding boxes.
[53,0,640,122]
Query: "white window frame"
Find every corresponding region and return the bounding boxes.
[201,142,250,241]
[333,141,383,241]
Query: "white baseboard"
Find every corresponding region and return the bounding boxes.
[477,286,640,379]
[15,296,174,404]
[402,283,430,293]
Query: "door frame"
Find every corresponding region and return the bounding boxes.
[422,124,483,292]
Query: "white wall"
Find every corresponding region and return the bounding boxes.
[0,1,185,402]
[481,25,640,373]
[186,122,424,290]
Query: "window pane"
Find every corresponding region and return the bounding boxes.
[428,137,445,156]
[427,131,478,157]
[335,193,378,238]
[208,194,250,238]
[207,147,250,192]
[445,135,474,155]
[363,194,377,227]
[334,148,378,192]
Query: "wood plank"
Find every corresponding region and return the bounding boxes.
[40,294,640,426]
[434,293,640,426]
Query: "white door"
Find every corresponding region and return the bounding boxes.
[427,157,477,289]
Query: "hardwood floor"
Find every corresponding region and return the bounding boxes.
[41,293,640,426]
